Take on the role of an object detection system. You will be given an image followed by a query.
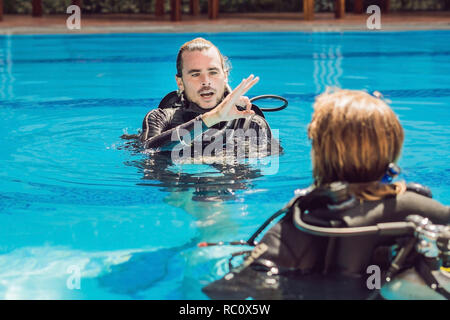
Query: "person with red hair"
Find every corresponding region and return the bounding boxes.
[203,89,449,300]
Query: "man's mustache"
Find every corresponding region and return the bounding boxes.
[198,87,216,94]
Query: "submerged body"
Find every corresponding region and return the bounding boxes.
[203,89,450,300]
[203,186,450,300]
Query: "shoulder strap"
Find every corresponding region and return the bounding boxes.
[250,104,265,119]
[406,182,433,198]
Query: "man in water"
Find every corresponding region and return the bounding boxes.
[139,38,278,160]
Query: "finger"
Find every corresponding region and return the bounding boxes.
[234,76,259,100]
[233,75,253,91]
[232,109,254,121]
[241,76,259,96]
[245,97,252,112]
[231,75,255,98]
[241,109,255,118]
[236,96,250,108]
[226,75,258,112]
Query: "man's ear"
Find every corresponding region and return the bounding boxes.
[224,71,231,92]
[224,73,231,93]
[175,75,184,92]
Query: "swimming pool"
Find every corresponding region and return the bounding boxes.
[0,31,449,299]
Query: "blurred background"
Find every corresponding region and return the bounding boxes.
[2,0,450,15]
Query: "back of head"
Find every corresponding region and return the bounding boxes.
[308,89,405,200]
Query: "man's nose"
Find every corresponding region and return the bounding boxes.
[200,74,211,86]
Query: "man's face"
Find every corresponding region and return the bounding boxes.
[176,47,228,109]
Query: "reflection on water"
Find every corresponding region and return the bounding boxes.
[97,238,198,299]
[121,140,264,241]
[120,135,264,203]
[1,31,449,300]
[129,152,262,201]
[0,34,14,100]
[104,138,266,298]
[313,45,343,94]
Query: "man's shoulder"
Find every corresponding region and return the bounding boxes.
[140,106,180,141]
[143,106,176,120]
[142,91,182,120]
[158,91,182,109]
[250,114,267,123]
[249,114,271,130]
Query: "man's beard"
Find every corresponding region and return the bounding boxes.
[185,87,226,109]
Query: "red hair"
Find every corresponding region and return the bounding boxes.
[308,89,405,200]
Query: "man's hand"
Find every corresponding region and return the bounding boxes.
[201,75,259,127]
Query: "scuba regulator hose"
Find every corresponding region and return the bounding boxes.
[249,95,288,112]
[197,205,289,248]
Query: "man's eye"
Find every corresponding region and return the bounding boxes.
[209,71,218,75]
[191,73,200,77]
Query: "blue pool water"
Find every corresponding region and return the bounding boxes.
[0,31,449,299]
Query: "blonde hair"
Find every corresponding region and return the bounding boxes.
[308,89,405,200]
[176,37,230,77]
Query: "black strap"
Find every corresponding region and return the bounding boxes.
[246,206,289,246]
[406,182,433,198]
[416,257,450,299]
[322,220,343,275]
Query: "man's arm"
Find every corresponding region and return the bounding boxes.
[140,108,208,151]
[140,108,169,143]
[141,75,260,151]
[248,115,282,155]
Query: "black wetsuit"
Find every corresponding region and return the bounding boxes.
[203,187,450,299]
[140,91,276,153]
[258,190,449,275]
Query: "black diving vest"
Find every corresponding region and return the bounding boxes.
[202,183,449,300]
[256,183,447,276]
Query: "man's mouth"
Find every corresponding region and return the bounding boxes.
[199,90,215,99]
